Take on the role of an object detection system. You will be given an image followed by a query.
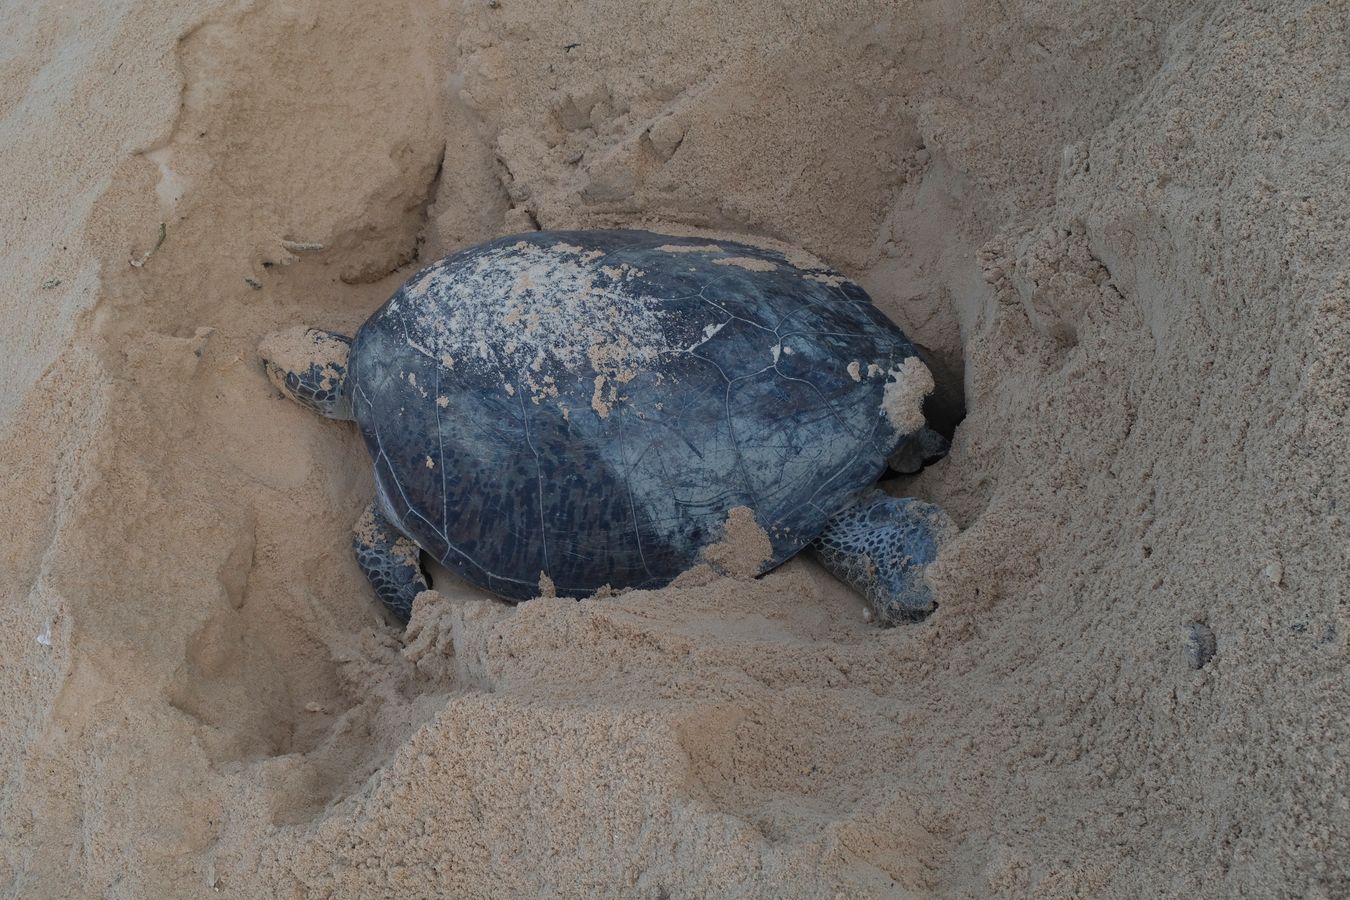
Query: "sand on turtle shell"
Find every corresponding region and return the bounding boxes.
[656,243,724,254]
[1,1,1347,897]
[713,256,777,272]
[881,355,936,434]
[701,506,775,580]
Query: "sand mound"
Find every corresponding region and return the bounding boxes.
[2,0,1345,896]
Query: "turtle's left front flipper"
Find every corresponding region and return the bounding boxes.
[353,503,429,623]
[810,491,957,626]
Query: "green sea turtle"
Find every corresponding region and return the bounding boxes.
[259,229,956,625]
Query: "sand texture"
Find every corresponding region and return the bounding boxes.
[2,0,1347,896]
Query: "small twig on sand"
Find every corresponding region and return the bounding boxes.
[130,223,167,268]
[280,239,325,253]
[215,352,245,374]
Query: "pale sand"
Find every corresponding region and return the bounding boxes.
[2,1,1347,896]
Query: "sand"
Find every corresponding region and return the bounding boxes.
[1,0,1346,896]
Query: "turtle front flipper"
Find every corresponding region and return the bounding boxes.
[353,503,429,623]
[810,491,957,626]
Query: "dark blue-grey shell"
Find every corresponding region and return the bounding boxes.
[349,229,930,601]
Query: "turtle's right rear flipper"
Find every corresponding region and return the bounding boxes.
[352,503,429,623]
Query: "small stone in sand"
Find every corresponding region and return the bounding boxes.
[1183,623,1217,669]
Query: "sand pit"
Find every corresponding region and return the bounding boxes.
[1,0,1346,896]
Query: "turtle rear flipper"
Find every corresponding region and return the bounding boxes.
[258,327,355,420]
[353,503,429,622]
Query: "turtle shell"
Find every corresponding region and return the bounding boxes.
[349,229,931,601]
